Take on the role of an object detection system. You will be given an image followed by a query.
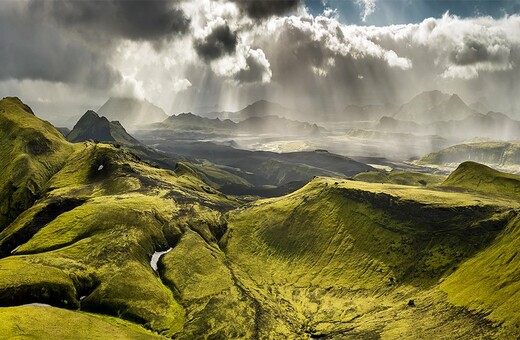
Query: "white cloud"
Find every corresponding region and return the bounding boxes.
[356,0,377,22]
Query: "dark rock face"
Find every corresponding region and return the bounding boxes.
[67,110,139,146]
[68,111,115,143]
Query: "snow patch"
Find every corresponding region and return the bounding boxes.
[97,165,104,171]
[150,248,172,272]
[10,245,21,254]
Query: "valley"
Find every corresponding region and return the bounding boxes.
[1,96,520,339]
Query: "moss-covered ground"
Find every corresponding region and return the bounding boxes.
[1,97,520,338]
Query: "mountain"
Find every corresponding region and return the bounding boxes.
[469,101,489,113]
[339,104,397,122]
[419,141,520,168]
[393,91,475,123]
[377,111,520,141]
[429,111,520,140]
[199,100,300,121]
[153,112,324,136]
[67,110,140,145]
[97,97,169,128]
[160,112,236,131]
[3,97,520,338]
[0,97,75,230]
[376,116,422,132]
[237,115,324,135]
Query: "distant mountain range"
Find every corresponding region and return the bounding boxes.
[154,112,324,136]
[198,100,302,122]
[97,97,169,128]
[393,90,476,123]
[377,110,520,142]
[324,90,481,123]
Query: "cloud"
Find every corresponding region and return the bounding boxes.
[356,0,377,22]
[231,0,301,20]
[235,49,272,83]
[194,22,238,62]
[30,0,190,45]
[0,2,121,89]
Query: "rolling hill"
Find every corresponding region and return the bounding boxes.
[419,141,520,168]
[441,161,520,196]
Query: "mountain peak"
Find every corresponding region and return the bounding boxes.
[98,97,168,127]
[1,97,35,115]
[393,90,473,123]
[68,109,139,145]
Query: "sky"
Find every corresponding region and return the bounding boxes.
[1,0,520,123]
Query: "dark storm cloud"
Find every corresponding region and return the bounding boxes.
[194,24,238,62]
[232,0,300,19]
[0,3,121,89]
[30,0,190,43]
[0,0,191,90]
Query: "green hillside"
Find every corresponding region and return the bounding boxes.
[419,141,520,170]
[1,98,520,338]
[0,97,76,230]
[354,170,446,186]
[222,177,519,338]
[441,161,520,196]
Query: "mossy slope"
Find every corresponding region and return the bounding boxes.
[442,161,520,196]
[222,177,519,338]
[1,98,520,339]
[0,141,239,337]
[354,170,446,187]
[0,97,76,230]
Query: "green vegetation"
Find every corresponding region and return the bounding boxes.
[1,98,520,338]
[354,170,446,186]
[441,161,520,196]
[420,141,520,166]
[221,177,518,338]
[0,97,76,230]
[0,306,161,339]
[441,213,520,338]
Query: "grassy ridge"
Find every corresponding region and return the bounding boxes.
[442,161,520,196]
[354,170,446,186]
[0,97,76,230]
[222,177,518,337]
[0,140,239,337]
[420,141,520,166]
